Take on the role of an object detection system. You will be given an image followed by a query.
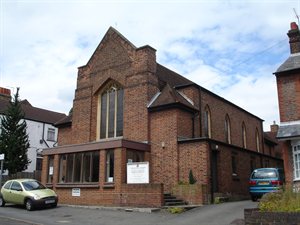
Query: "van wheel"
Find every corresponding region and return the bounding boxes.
[25,199,34,211]
[251,196,258,202]
[0,196,5,207]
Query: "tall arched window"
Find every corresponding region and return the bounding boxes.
[204,105,212,138]
[256,128,260,152]
[99,82,123,139]
[225,115,231,144]
[242,122,247,148]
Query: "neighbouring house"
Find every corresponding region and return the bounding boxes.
[0,87,66,174]
[42,27,283,207]
[275,22,300,189]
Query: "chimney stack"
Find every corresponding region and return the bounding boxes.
[0,87,11,102]
[270,121,279,133]
[288,22,300,54]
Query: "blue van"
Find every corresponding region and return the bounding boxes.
[249,168,284,201]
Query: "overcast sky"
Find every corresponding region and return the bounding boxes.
[1,0,299,131]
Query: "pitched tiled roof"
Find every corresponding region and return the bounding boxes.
[55,114,72,127]
[264,132,278,145]
[0,99,66,124]
[156,64,193,89]
[275,53,300,74]
[148,84,197,112]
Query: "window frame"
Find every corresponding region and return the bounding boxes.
[47,128,56,142]
[99,83,123,140]
[204,105,212,138]
[225,115,231,144]
[242,122,247,149]
[58,151,99,183]
[106,150,114,183]
[255,128,260,152]
[293,144,300,181]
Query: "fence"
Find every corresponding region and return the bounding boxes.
[1,171,41,185]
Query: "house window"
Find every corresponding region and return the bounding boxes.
[204,105,211,138]
[100,83,123,139]
[106,150,114,183]
[225,115,231,144]
[256,129,260,152]
[47,156,54,183]
[58,151,99,183]
[293,145,300,180]
[242,122,247,148]
[47,128,55,141]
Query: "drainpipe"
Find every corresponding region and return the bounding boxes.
[42,123,50,148]
[198,87,202,137]
[209,140,214,204]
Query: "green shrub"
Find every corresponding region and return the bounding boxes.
[189,169,197,184]
[259,188,300,212]
[167,207,186,214]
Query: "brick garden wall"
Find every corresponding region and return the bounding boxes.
[244,208,300,225]
[54,184,163,208]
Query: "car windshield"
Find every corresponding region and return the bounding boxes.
[252,169,277,179]
[22,181,46,191]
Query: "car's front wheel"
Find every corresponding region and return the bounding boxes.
[0,196,5,207]
[25,199,34,211]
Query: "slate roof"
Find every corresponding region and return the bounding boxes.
[0,99,66,124]
[148,84,197,112]
[277,124,300,139]
[156,64,193,89]
[275,53,300,74]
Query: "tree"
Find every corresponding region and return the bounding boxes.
[0,88,30,175]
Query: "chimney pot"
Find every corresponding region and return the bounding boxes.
[291,22,298,30]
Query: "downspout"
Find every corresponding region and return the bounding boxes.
[198,87,202,137]
[209,140,214,204]
[42,123,50,148]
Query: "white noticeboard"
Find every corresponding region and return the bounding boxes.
[127,162,149,184]
[0,154,4,160]
[72,188,81,197]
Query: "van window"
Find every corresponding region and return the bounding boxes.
[252,169,277,179]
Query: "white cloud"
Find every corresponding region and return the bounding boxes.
[0,0,298,129]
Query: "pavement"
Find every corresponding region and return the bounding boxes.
[0,200,258,225]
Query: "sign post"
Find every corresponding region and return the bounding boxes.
[0,154,4,188]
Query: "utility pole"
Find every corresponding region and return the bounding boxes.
[0,154,4,188]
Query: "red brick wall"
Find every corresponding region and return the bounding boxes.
[216,143,283,197]
[57,126,73,146]
[276,73,300,122]
[150,109,179,192]
[58,29,159,145]
[201,90,264,152]
[178,142,209,186]
[280,140,294,184]
[177,110,194,138]
[54,184,163,207]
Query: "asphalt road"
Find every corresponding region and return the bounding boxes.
[0,201,258,225]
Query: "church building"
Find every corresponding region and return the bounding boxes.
[42,27,282,207]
